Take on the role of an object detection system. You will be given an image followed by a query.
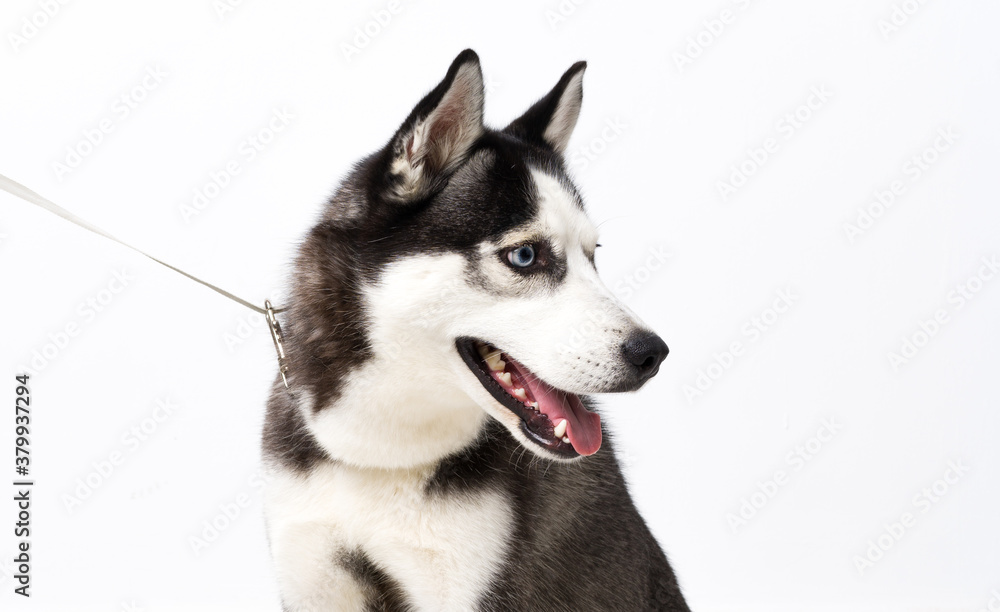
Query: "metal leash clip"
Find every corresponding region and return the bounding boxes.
[265,300,290,389]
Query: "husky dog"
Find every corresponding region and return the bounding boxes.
[262,50,690,611]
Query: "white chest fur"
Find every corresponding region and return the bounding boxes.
[265,461,513,611]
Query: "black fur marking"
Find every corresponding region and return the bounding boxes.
[339,548,415,612]
[504,60,587,153]
[372,140,542,256]
[261,379,330,471]
[427,415,691,611]
[286,222,373,414]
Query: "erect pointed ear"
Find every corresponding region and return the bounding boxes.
[384,49,485,202]
[503,61,586,155]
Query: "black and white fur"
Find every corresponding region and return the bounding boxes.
[262,50,690,612]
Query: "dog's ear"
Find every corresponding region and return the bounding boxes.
[384,49,485,202]
[503,61,586,155]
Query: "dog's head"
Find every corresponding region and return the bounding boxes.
[290,50,668,467]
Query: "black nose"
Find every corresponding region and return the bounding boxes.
[622,331,669,382]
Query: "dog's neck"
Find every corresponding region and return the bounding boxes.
[298,353,487,470]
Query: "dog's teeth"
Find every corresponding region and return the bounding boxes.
[512,388,527,400]
[553,419,568,438]
[562,436,570,444]
[476,344,490,358]
[530,402,539,411]
[498,372,512,386]
[484,352,505,372]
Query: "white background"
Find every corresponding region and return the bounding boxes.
[1,1,999,610]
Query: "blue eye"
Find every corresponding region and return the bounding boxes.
[507,245,536,268]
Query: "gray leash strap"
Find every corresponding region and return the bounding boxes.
[0,172,278,315]
[0,172,291,388]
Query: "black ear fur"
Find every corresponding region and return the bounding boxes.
[503,61,587,154]
[384,49,485,202]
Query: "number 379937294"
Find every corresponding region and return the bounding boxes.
[15,375,31,476]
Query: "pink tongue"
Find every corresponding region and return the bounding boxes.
[521,371,602,456]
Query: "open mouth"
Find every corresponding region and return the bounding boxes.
[456,337,602,458]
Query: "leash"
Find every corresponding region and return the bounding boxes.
[0,173,291,388]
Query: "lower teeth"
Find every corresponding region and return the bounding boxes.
[478,343,573,449]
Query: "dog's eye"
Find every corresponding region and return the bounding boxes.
[507,245,536,268]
